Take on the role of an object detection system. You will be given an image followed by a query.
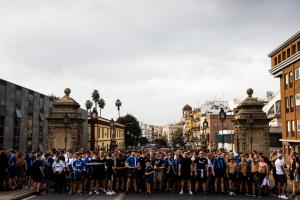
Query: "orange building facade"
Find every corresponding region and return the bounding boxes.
[269,31,300,155]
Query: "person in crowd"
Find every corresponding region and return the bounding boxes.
[52,154,65,193]
[154,151,165,192]
[194,151,208,194]
[106,152,116,195]
[88,152,101,195]
[98,151,107,193]
[145,159,155,196]
[290,152,300,198]
[125,151,138,194]
[227,157,238,196]
[137,151,146,192]
[179,151,193,195]
[238,154,249,195]
[213,152,226,194]
[275,153,289,199]
[258,156,269,197]
[16,152,26,189]
[72,153,85,195]
[8,150,17,190]
[0,148,8,191]
[31,153,44,195]
[115,152,125,193]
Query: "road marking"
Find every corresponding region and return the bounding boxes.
[22,195,36,200]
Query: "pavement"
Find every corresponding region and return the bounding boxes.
[22,192,279,200]
[0,188,34,200]
[23,192,125,200]
[0,172,294,200]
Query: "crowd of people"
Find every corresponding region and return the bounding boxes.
[0,147,299,199]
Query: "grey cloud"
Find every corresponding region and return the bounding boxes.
[0,0,299,124]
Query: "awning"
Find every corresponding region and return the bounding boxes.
[279,139,300,143]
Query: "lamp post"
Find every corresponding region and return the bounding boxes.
[109,118,116,151]
[247,114,254,153]
[219,108,226,151]
[90,107,98,151]
[202,119,209,151]
[63,113,69,151]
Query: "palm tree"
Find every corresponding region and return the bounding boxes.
[91,90,100,112]
[98,98,105,117]
[115,99,122,118]
[85,100,93,112]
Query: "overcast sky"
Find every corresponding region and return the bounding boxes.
[0,0,299,125]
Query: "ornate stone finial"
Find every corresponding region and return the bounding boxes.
[64,88,71,96]
[247,88,253,97]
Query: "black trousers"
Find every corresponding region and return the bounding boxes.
[54,172,65,193]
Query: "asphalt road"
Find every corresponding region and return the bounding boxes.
[25,192,280,200]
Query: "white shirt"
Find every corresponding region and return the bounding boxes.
[275,158,285,175]
[52,160,65,172]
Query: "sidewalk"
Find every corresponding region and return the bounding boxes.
[0,188,34,200]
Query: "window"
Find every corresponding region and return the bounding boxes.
[296,68,300,80]
[285,74,289,89]
[286,96,289,112]
[15,88,21,109]
[297,120,300,131]
[278,54,281,63]
[274,57,277,65]
[38,121,43,144]
[13,118,20,150]
[287,48,291,58]
[0,116,4,148]
[290,96,294,112]
[27,117,33,150]
[292,120,296,136]
[0,83,5,116]
[39,95,44,113]
[296,93,300,106]
[28,92,34,116]
[290,72,293,87]
[283,51,286,60]
[287,121,291,137]
[292,45,296,55]
[298,41,300,52]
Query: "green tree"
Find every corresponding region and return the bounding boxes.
[172,128,184,147]
[116,114,141,147]
[85,100,93,112]
[115,99,122,118]
[139,137,148,146]
[91,90,100,112]
[153,138,167,147]
[98,98,105,117]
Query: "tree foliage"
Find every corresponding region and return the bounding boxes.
[116,114,141,147]
[153,138,167,147]
[139,137,148,146]
[92,90,100,110]
[85,100,93,112]
[172,128,184,146]
[98,98,105,117]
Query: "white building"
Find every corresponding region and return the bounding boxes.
[201,100,230,115]
[163,123,183,144]
[140,122,153,142]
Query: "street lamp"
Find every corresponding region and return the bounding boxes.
[202,119,209,151]
[63,113,69,151]
[90,107,98,151]
[109,118,116,151]
[247,114,254,152]
[219,108,226,151]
